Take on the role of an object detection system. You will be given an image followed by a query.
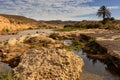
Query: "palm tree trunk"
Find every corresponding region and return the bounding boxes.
[103,13,105,20]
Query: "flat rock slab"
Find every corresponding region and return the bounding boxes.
[83,31,120,59]
[57,29,120,58]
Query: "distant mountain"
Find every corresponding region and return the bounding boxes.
[40,20,79,26]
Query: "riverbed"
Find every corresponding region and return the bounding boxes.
[0,29,120,80]
[0,29,54,41]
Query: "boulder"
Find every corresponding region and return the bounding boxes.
[14,48,83,80]
[17,35,28,43]
[7,38,17,46]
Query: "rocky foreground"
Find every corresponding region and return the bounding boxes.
[1,28,120,79]
[57,29,120,74]
[0,33,83,80]
[55,29,120,74]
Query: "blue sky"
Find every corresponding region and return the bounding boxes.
[0,0,120,21]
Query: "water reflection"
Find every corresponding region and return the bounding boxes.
[74,50,120,80]
[0,62,12,75]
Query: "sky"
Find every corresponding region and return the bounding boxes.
[0,0,120,21]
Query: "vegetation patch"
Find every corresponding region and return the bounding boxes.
[65,39,84,51]
[56,27,77,31]
[80,34,107,54]
[2,28,10,33]
[49,33,59,39]
[0,70,22,80]
[57,19,120,32]
[25,37,45,48]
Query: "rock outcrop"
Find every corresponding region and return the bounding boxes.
[14,48,83,80]
[0,16,31,34]
[0,33,83,80]
[78,29,120,75]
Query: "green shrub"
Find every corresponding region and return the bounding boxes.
[59,20,119,31]
[58,27,79,31]
[74,21,103,29]
[49,33,59,39]
[66,39,84,51]
[110,17,115,21]
[64,24,74,28]
[2,28,9,32]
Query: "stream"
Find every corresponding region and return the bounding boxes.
[0,29,120,80]
[64,39,120,80]
[74,50,120,80]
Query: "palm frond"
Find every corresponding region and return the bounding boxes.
[96,5,111,19]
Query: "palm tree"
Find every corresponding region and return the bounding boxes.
[97,5,111,20]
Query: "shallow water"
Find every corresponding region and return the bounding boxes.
[74,50,120,80]
[0,62,12,74]
[64,39,120,80]
[64,40,120,80]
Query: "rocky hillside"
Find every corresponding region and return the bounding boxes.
[0,14,49,34]
[0,14,38,25]
[0,15,32,34]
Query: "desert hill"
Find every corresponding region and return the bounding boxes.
[0,15,32,34]
[0,14,48,34]
[0,14,37,23]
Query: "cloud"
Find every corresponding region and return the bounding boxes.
[108,6,120,9]
[0,0,119,20]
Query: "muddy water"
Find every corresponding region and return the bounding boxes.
[0,29,53,41]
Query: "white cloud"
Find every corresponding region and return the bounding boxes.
[0,0,119,20]
[108,6,120,9]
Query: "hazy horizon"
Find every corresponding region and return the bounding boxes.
[0,0,120,21]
